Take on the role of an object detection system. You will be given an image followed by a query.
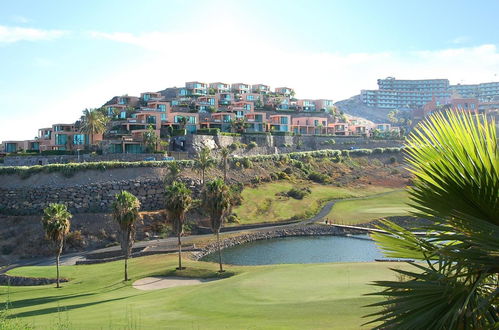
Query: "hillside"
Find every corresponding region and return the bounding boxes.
[335,95,392,123]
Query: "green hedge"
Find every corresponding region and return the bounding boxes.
[195,128,220,136]
[0,148,403,179]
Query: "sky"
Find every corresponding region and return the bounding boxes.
[1,0,499,141]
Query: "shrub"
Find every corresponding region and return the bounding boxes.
[373,147,384,154]
[227,214,240,223]
[220,132,240,137]
[389,156,397,164]
[66,230,84,248]
[286,187,311,200]
[240,157,253,168]
[228,143,238,150]
[247,141,258,149]
[196,128,220,136]
[308,171,329,183]
[276,171,291,180]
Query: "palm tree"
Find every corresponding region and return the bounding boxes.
[80,108,109,146]
[220,147,230,182]
[112,191,141,282]
[164,161,181,184]
[202,179,232,272]
[41,203,72,288]
[365,110,499,329]
[164,181,192,270]
[195,147,214,185]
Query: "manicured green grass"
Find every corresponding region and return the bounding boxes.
[1,255,409,329]
[233,181,395,225]
[327,189,415,225]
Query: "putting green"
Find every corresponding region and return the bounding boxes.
[1,255,410,329]
[327,189,415,225]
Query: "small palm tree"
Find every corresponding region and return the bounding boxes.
[365,110,499,329]
[195,147,214,185]
[112,191,141,282]
[165,181,192,270]
[220,147,230,182]
[80,108,109,146]
[164,161,181,184]
[42,203,72,288]
[202,179,232,272]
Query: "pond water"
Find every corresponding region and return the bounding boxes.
[201,235,385,265]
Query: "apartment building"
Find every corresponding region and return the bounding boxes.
[209,82,230,94]
[251,84,270,94]
[292,116,327,135]
[231,83,251,95]
[449,81,499,101]
[362,77,451,109]
[3,80,352,155]
[275,87,294,96]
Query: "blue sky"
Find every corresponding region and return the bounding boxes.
[1,0,499,141]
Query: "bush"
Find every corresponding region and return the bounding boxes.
[276,171,291,180]
[240,157,253,168]
[227,214,240,223]
[286,187,311,200]
[247,141,258,149]
[220,132,240,137]
[195,128,220,136]
[308,171,329,183]
[389,156,397,164]
[66,230,84,249]
[320,138,336,146]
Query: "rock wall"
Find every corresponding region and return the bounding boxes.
[0,177,201,215]
[190,134,402,156]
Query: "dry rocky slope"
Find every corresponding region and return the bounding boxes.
[0,152,409,265]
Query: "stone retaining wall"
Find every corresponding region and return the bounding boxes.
[0,177,200,215]
[0,274,68,286]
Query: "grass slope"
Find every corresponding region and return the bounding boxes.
[327,189,414,225]
[1,255,409,329]
[233,181,395,225]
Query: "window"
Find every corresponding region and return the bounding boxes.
[56,134,68,145]
[157,104,166,111]
[73,134,88,145]
[161,113,167,121]
[5,143,17,152]
[247,95,254,101]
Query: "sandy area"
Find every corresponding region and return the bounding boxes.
[132,276,217,290]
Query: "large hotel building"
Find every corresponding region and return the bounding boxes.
[361,77,499,109]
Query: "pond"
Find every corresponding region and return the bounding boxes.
[200,235,385,265]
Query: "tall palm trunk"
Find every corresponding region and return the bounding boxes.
[177,233,183,270]
[202,169,205,186]
[124,256,129,281]
[216,231,224,272]
[56,239,63,288]
[223,160,227,182]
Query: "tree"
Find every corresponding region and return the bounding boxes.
[195,147,214,185]
[164,161,181,184]
[220,147,231,182]
[387,110,398,124]
[143,124,159,153]
[164,181,192,270]
[202,179,232,272]
[112,191,141,282]
[80,108,109,146]
[177,116,189,130]
[41,203,72,288]
[365,110,499,329]
[230,118,247,134]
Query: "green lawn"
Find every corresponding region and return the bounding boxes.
[1,255,410,329]
[233,181,395,225]
[327,189,415,225]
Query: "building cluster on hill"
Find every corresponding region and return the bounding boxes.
[1,81,398,154]
[361,77,499,111]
